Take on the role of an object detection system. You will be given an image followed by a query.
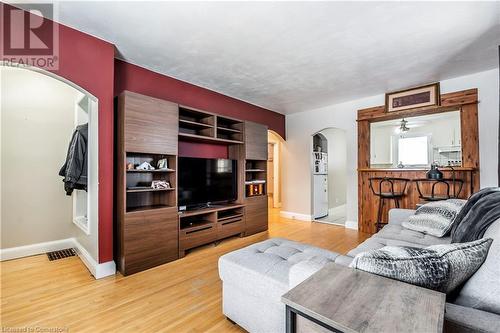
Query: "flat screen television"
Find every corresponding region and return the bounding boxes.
[178,157,237,209]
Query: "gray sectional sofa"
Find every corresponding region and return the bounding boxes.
[218,209,500,333]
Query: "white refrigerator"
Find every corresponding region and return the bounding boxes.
[312,152,328,219]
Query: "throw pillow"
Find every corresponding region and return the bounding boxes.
[349,238,492,294]
[402,199,466,237]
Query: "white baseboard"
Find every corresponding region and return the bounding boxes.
[280,211,312,221]
[73,239,115,279]
[1,238,115,279]
[345,220,358,230]
[0,238,75,261]
[328,204,346,217]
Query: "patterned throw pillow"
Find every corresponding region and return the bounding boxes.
[349,238,492,294]
[402,199,466,237]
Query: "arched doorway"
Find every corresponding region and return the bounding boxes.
[311,128,347,225]
[1,64,100,266]
[268,130,284,216]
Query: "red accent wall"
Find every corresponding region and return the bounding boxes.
[4,4,285,266]
[114,60,286,139]
[179,142,228,159]
[2,4,115,263]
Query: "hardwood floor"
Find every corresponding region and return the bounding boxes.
[1,209,369,332]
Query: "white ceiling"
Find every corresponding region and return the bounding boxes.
[36,2,500,114]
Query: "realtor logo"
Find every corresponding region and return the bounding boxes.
[1,3,59,69]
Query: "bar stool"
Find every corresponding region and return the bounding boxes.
[415,178,464,202]
[369,177,410,231]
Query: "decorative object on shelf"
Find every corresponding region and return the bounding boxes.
[127,163,135,170]
[157,158,169,170]
[427,162,443,180]
[151,180,171,189]
[386,82,440,112]
[246,180,266,197]
[399,118,410,133]
[137,161,155,170]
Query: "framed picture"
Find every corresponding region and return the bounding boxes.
[386,83,440,112]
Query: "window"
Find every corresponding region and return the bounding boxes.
[397,135,429,166]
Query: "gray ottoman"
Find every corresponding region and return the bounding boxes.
[218,238,341,333]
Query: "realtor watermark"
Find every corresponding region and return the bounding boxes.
[1,2,59,69]
[1,327,68,333]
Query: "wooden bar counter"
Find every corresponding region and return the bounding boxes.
[358,167,477,234]
[356,88,480,234]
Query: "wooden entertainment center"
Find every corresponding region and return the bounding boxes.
[116,91,269,275]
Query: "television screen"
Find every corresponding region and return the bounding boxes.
[178,157,237,208]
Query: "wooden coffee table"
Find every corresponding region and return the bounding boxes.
[282,263,445,333]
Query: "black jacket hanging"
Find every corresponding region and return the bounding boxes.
[59,123,88,195]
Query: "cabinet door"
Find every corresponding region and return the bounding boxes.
[123,207,178,275]
[245,195,268,235]
[245,121,268,160]
[122,91,178,154]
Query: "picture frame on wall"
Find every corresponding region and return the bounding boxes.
[386,83,440,112]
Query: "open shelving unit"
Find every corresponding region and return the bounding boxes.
[216,116,244,142]
[116,90,269,275]
[178,106,244,144]
[116,91,180,276]
[178,204,245,257]
[245,160,267,197]
[125,153,177,213]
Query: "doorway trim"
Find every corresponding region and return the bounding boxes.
[310,128,348,226]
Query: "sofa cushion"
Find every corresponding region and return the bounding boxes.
[346,237,431,258]
[454,218,500,315]
[349,238,492,293]
[374,224,452,246]
[402,199,466,237]
[218,238,339,300]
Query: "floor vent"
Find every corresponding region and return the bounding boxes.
[47,248,77,261]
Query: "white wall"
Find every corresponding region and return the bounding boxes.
[1,67,99,266]
[283,68,499,225]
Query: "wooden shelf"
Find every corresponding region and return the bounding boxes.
[179,132,243,145]
[217,126,241,133]
[127,187,176,193]
[126,204,174,213]
[179,119,214,129]
[180,219,214,231]
[179,204,245,217]
[127,169,175,173]
[218,213,244,222]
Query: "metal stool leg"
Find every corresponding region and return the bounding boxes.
[377,198,386,231]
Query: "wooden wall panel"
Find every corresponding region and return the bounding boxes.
[357,120,370,169]
[123,91,179,155]
[359,170,476,234]
[357,89,478,121]
[245,121,268,160]
[356,88,480,234]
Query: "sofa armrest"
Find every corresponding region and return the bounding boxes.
[445,303,500,333]
[388,208,416,225]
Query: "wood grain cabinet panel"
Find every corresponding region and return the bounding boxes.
[245,196,268,235]
[217,219,244,239]
[123,207,178,275]
[179,224,217,252]
[245,121,268,160]
[122,91,178,154]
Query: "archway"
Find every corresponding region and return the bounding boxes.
[1,64,100,267]
[311,128,347,225]
[268,130,284,216]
